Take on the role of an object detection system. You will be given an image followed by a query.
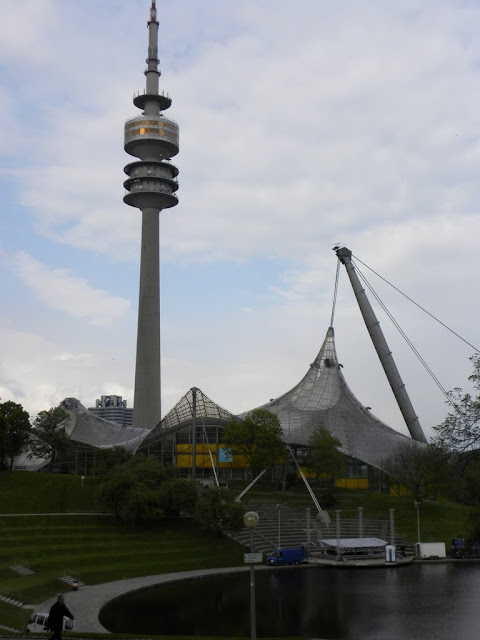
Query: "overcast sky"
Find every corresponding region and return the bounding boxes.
[1,0,479,440]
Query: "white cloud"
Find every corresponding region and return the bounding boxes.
[0,0,57,65]
[53,353,94,362]
[0,317,134,416]
[1,0,480,442]
[12,252,130,326]
[4,0,480,265]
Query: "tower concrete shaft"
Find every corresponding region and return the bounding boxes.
[124,1,179,429]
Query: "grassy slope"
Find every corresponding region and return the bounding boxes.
[0,471,102,513]
[0,515,243,603]
[0,472,243,612]
[0,472,471,636]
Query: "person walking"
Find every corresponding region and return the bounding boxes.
[47,594,74,640]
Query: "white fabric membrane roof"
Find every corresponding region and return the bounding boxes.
[17,327,416,474]
[243,327,416,472]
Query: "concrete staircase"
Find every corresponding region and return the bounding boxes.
[59,575,86,588]
[9,564,34,576]
[0,594,24,608]
[231,501,414,556]
[233,502,316,553]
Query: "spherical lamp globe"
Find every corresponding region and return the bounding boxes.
[244,511,260,528]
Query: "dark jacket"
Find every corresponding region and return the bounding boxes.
[47,601,74,630]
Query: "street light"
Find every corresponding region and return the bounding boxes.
[276,504,281,548]
[414,501,421,550]
[244,511,260,640]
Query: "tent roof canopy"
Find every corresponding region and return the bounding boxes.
[319,537,388,549]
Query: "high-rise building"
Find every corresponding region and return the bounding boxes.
[88,395,133,427]
[123,1,179,429]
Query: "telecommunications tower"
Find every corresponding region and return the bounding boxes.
[123,1,179,429]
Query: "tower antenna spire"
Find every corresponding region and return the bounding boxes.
[145,0,160,98]
[123,1,180,429]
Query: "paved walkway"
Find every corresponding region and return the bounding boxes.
[35,566,256,633]
[30,557,455,633]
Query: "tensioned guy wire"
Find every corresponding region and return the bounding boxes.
[353,254,480,354]
[330,259,341,328]
[350,256,473,429]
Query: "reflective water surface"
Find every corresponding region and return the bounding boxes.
[99,564,480,639]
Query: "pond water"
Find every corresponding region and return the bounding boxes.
[99,563,480,639]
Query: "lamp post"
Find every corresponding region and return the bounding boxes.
[358,506,363,538]
[335,509,341,560]
[414,501,421,553]
[276,504,281,548]
[244,511,260,640]
[306,507,311,547]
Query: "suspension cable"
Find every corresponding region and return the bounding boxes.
[352,259,452,404]
[351,258,472,427]
[330,259,341,328]
[353,254,480,354]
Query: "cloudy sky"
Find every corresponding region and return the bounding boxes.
[1,0,479,440]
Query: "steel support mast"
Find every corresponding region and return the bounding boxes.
[335,246,427,444]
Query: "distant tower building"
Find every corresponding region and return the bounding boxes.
[88,395,134,427]
[123,1,179,429]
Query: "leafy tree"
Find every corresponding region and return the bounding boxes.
[0,401,31,470]
[97,455,173,524]
[433,353,480,453]
[304,426,345,484]
[438,453,480,505]
[109,477,163,524]
[223,409,285,475]
[158,478,198,516]
[467,505,480,542]
[94,446,133,476]
[385,442,452,501]
[29,406,70,470]
[460,456,480,504]
[193,487,245,535]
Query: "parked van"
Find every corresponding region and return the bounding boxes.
[27,612,75,633]
[266,547,308,565]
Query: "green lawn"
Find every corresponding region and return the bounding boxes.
[327,487,469,544]
[0,472,471,637]
[0,471,101,513]
[0,515,243,605]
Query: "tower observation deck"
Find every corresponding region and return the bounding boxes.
[124,1,179,429]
